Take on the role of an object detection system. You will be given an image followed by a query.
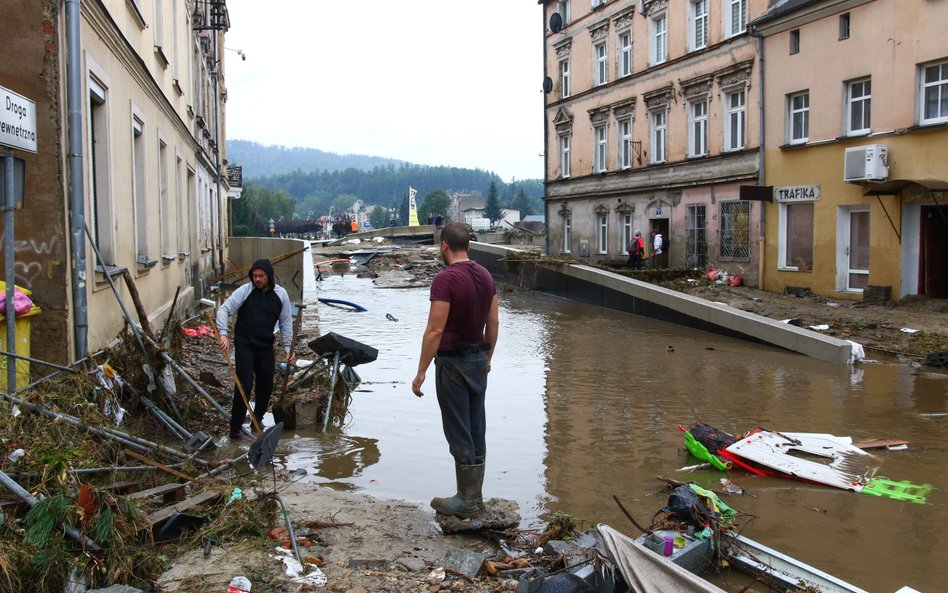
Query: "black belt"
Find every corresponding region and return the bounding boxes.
[437,343,490,357]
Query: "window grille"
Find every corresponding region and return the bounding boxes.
[720,201,751,259]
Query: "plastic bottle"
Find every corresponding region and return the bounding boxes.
[663,536,674,557]
[227,576,251,593]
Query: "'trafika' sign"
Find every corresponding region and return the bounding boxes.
[773,185,820,203]
[0,86,37,153]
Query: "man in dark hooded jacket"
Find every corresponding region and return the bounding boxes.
[215,259,295,439]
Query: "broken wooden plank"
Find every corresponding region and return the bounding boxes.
[124,449,195,482]
[126,482,186,502]
[102,480,139,495]
[147,490,221,526]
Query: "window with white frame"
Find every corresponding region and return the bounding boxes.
[724,0,747,38]
[592,0,605,7]
[619,118,633,169]
[132,116,149,264]
[622,213,633,253]
[650,109,667,164]
[159,139,172,262]
[689,99,708,157]
[175,155,187,255]
[594,124,608,173]
[650,13,667,66]
[597,213,608,254]
[779,202,814,270]
[846,78,871,135]
[920,59,948,124]
[562,214,572,253]
[560,134,571,178]
[595,42,608,86]
[788,91,809,144]
[724,89,745,151]
[88,77,115,265]
[557,0,571,23]
[560,58,570,98]
[690,0,709,51]
[618,31,632,77]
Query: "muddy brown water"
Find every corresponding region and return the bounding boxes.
[274,272,947,592]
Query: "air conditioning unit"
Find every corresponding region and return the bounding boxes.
[844,144,888,182]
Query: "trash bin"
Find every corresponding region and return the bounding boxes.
[0,305,41,393]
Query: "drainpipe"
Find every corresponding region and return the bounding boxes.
[749,26,766,287]
[66,0,88,359]
[541,4,550,256]
[213,30,224,274]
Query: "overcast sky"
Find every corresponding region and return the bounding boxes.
[223,1,545,182]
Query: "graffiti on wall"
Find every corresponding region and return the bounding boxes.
[0,230,60,289]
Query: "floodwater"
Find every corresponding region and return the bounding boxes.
[277,270,947,592]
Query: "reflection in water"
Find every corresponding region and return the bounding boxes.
[283,272,947,592]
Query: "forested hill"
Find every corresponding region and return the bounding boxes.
[228,140,545,215]
[228,140,405,178]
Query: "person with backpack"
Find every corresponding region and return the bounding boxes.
[626,230,645,270]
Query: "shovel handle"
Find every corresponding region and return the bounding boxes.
[205,311,263,435]
[278,305,305,407]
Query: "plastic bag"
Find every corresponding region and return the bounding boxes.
[0,285,34,316]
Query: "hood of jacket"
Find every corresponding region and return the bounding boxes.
[249,258,275,289]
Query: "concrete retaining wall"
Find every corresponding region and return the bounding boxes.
[469,243,852,365]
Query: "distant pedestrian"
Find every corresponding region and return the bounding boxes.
[412,222,499,519]
[626,230,645,270]
[651,231,664,268]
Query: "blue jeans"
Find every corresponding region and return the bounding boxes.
[435,351,489,465]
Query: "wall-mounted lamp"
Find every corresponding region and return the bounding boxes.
[225,47,246,61]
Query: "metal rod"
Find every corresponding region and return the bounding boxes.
[322,351,341,432]
[0,349,79,373]
[4,150,16,398]
[140,395,191,439]
[272,494,302,563]
[66,0,88,360]
[0,470,101,551]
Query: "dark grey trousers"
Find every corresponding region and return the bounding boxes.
[435,351,489,465]
[230,345,275,434]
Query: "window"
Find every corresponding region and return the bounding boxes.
[622,213,633,253]
[594,125,608,173]
[557,1,571,23]
[650,110,667,163]
[175,155,187,255]
[839,13,850,40]
[560,134,571,178]
[651,14,667,65]
[846,78,871,134]
[789,29,800,54]
[592,0,605,7]
[788,91,809,144]
[597,213,608,254]
[619,118,633,169]
[132,116,149,264]
[720,201,751,259]
[158,139,171,261]
[595,42,608,86]
[619,32,632,77]
[88,77,115,265]
[560,58,570,98]
[920,59,948,124]
[685,204,708,268]
[690,0,709,51]
[724,89,746,151]
[724,0,747,38]
[689,99,708,157]
[780,202,814,270]
[562,215,572,253]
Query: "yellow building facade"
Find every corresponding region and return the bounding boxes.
[752,0,948,299]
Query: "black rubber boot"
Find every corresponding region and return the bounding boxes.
[431,463,485,518]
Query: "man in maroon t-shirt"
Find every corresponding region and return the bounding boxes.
[412,222,499,518]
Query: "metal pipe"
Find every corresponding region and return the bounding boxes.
[140,395,191,439]
[322,351,340,432]
[4,150,15,397]
[68,465,162,475]
[66,0,88,360]
[0,470,101,551]
[0,349,79,374]
[145,335,234,422]
[272,494,302,563]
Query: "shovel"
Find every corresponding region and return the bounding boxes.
[273,304,305,429]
